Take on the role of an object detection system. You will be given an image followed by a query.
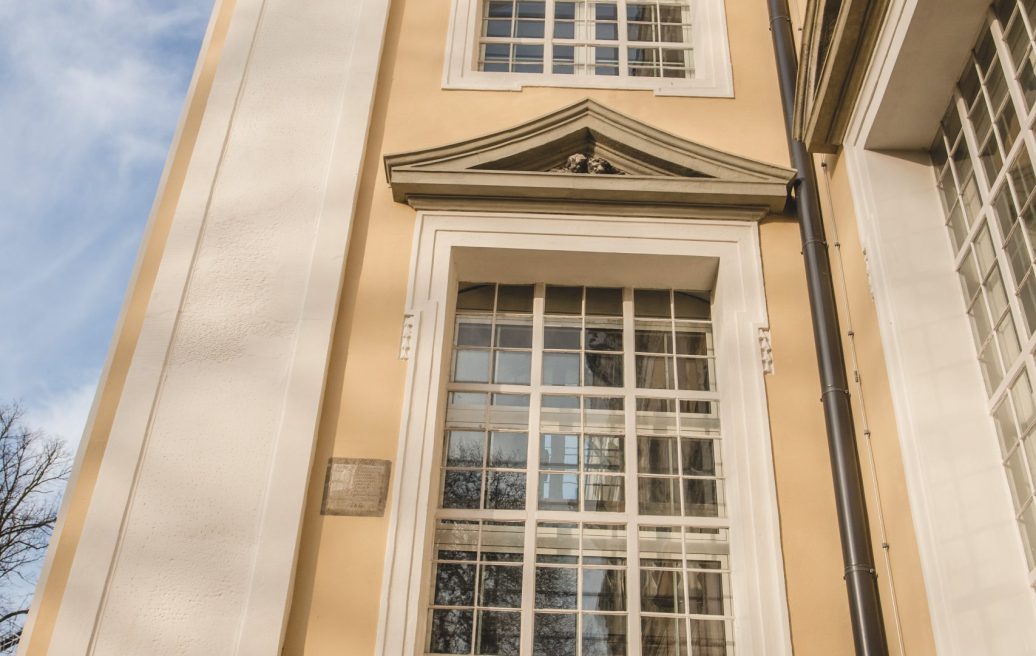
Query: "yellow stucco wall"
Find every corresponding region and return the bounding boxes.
[279,0,936,654]
[23,0,938,654]
[815,152,938,655]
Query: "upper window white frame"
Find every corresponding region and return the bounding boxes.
[374,210,790,655]
[442,0,734,97]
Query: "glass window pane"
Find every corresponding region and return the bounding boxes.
[638,436,678,475]
[458,283,495,311]
[637,355,673,389]
[447,431,484,467]
[687,570,725,615]
[582,614,627,654]
[636,329,673,353]
[675,331,708,355]
[535,567,578,608]
[676,357,712,391]
[642,617,687,654]
[476,610,522,654]
[597,22,619,40]
[640,569,685,612]
[541,433,580,469]
[495,351,532,384]
[534,613,577,656]
[1020,502,1036,569]
[585,435,624,471]
[540,473,580,510]
[496,322,533,348]
[498,284,534,312]
[684,479,720,517]
[546,286,583,314]
[458,319,492,346]
[435,562,477,606]
[584,474,625,511]
[537,521,580,563]
[674,292,711,319]
[487,1,513,17]
[586,353,623,387]
[430,609,473,654]
[635,289,671,317]
[1007,447,1032,506]
[517,0,545,17]
[582,569,627,611]
[479,565,524,609]
[487,18,513,36]
[995,399,1021,454]
[690,619,730,656]
[1019,275,1036,333]
[586,327,623,351]
[639,477,680,515]
[546,324,582,349]
[544,353,581,385]
[1012,371,1036,428]
[489,431,528,467]
[516,19,545,37]
[487,471,527,509]
[682,438,716,476]
[443,471,482,509]
[555,21,576,39]
[455,349,491,383]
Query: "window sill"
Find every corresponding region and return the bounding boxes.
[442,71,734,97]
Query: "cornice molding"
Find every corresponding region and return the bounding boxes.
[794,0,892,153]
[384,99,795,215]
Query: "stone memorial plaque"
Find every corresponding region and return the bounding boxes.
[320,458,391,517]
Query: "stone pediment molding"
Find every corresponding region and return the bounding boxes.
[384,99,794,217]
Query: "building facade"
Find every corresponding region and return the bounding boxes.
[15,0,1036,654]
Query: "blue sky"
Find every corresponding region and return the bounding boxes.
[0,0,214,449]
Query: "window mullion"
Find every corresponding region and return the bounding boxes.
[617,0,629,75]
[620,286,643,653]
[545,0,556,73]
[521,284,546,656]
[993,9,1033,143]
[959,81,995,199]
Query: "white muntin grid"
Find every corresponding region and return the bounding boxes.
[426,283,733,655]
[476,0,695,79]
[930,1,1036,587]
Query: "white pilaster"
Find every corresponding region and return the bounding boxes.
[45,0,391,653]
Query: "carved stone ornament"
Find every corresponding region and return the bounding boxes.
[550,153,626,175]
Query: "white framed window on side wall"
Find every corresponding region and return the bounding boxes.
[442,0,734,96]
[374,212,791,656]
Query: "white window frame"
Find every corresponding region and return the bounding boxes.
[374,210,791,655]
[441,0,734,97]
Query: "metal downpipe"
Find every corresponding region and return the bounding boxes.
[764,1,890,654]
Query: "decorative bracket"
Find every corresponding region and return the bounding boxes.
[758,326,774,375]
[399,312,417,360]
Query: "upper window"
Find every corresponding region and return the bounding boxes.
[443,0,734,96]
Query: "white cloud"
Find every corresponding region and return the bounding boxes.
[31,376,99,451]
[0,0,213,406]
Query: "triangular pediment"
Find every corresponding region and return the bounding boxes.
[384,100,794,216]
